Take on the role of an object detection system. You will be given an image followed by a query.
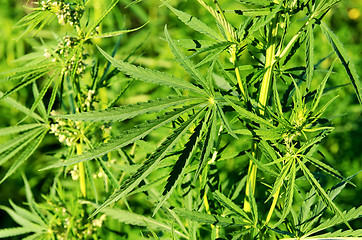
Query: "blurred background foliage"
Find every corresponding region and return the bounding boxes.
[0,0,361,237]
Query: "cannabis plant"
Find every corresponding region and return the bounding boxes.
[0,0,361,239]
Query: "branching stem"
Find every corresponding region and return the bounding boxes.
[244,16,279,214]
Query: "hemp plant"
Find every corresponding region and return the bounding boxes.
[0,0,361,239]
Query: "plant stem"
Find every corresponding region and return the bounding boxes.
[275,14,315,60]
[76,143,86,198]
[244,17,278,213]
[259,19,278,115]
[265,187,280,225]
[235,65,247,100]
[244,142,259,213]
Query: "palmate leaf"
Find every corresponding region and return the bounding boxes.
[195,109,217,180]
[297,187,317,234]
[22,175,47,226]
[224,97,274,128]
[307,229,362,239]
[188,41,233,64]
[90,107,207,218]
[303,205,362,238]
[0,193,46,239]
[165,4,221,41]
[31,82,47,119]
[234,128,283,141]
[0,92,44,123]
[97,46,206,95]
[297,129,333,154]
[0,128,44,166]
[299,176,354,234]
[89,22,148,39]
[126,175,167,198]
[215,60,238,85]
[297,158,351,229]
[207,60,217,94]
[0,123,41,137]
[320,21,362,104]
[195,47,225,68]
[8,200,45,228]
[164,26,210,93]
[0,62,53,83]
[192,41,232,57]
[314,0,341,16]
[303,155,348,184]
[274,161,296,227]
[310,60,335,114]
[0,227,36,239]
[31,72,61,120]
[173,208,247,227]
[155,114,205,214]
[216,102,238,138]
[266,159,293,203]
[0,129,47,184]
[52,96,202,122]
[211,189,252,224]
[17,232,43,240]
[265,155,293,167]
[0,206,45,231]
[14,9,54,39]
[0,63,57,102]
[311,95,339,121]
[101,208,187,239]
[245,151,278,177]
[42,103,204,170]
[237,15,253,41]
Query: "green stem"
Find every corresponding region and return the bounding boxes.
[244,142,258,213]
[265,187,280,225]
[76,143,86,198]
[244,17,278,213]
[259,20,278,114]
[275,14,315,60]
[235,64,247,99]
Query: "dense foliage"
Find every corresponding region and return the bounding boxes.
[0,0,361,239]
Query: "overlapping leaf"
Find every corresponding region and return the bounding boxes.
[164,26,210,93]
[102,207,187,238]
[155,115,205,214]
[174,208,247,227]
[90,107,206,217]
[97,46,207,95]
[303,205,362,238]
[320,21,362,104]
[42,103,205,170]
[0,129,47,184]
[53,96,202,122]
[297,158,351,229]
[166,4,221,41]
